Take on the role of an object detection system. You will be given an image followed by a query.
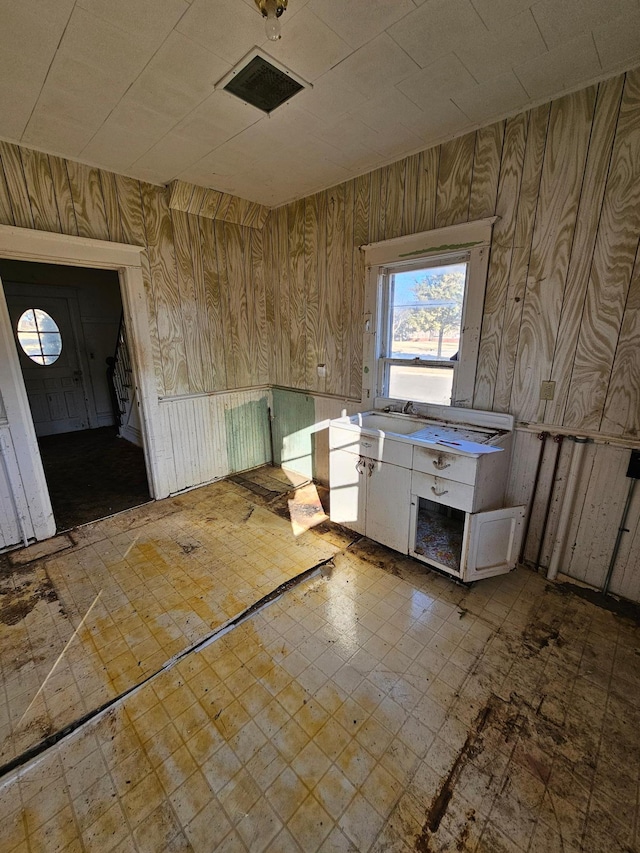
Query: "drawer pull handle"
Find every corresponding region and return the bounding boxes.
[361,441,372,448]
[433,456,451,470]
[431,486,449,497]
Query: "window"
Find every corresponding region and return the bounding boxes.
[17,308,62,365]
[379,255,468,405]
[362,218,495,409]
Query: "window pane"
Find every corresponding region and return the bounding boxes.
[17,309,37,332]
[34,309,59,332]
[16,308,62,365]
[39,332,63,356]
[17,331,41,356]
[388,364,453,405]
[390,262,467,361]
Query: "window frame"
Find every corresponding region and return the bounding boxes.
[16,307,63,365]
[361,218,496,411]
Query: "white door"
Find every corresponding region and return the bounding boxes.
[462,505,526,581]
[366,460,411,554]
[329,448,366,534]
[5,291,91,436]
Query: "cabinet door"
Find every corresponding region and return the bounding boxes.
[462,505,525,581]
[366,460,411,554]
[329,448,366,534]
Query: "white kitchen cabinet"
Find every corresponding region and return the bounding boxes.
[367,458,411,554]
[329,430,411,553]
[329,447,366,535]
[329,407,525,583]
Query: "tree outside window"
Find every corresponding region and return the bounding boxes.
[391,265,466,359]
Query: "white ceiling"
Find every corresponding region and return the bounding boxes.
[2,0,640,207]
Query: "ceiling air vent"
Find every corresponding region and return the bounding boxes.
[217,50,310,114]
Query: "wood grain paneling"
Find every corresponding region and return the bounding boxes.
[369,166,387,244]
[167,179,268,229]
[110,173,163,398]
[288,199,306,390]
[199,216,227,391]
[275,205,290,389]
[20,148,61,233]
[351,173,370,398]
[601,248,640,437]
[342,179,355,400]
[435,132,476,228]
[473,112,529,410]
[0,144,270,407]
[414,147,439,234]
[564,70,640,432]
[304,193,320,390]
[141,182,189,397]
[545,76,624,425]
[250,226,269,386]
[262,212,276,386]
[187,211,214,392]
[384,160,404,240]
[66,161,109,241]
[99,170,125,244]
[171,208,204,394]
[468,122,504,221]
[0,160,14,227]
[326,183,344,395]
[510,89,596,422]
[223,221,247,388]
[47,156,77,236]
[0,142,34,228]
[492,105,549,412]
[402,153,420,235]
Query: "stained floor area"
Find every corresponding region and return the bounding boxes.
[38,426,151,531]
[1,467,639,852]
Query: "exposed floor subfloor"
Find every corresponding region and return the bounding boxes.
[1,467,639,852]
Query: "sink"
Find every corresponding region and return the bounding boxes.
[348,411,425,436]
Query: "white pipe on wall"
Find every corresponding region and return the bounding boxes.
[547,436,589,581]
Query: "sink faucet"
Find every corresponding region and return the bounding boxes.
[402,401,415,414]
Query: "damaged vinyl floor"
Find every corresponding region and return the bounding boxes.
[1,468,640,852]
[0,467,340,766]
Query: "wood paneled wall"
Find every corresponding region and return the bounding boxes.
[266,68,640,600]
[0,142,269,400]
[168,180,270,230]
[0,142,272,516]
[265,69,640,443]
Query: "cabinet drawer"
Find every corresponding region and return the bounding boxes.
[411,471,474,512]
[329,427,412,468]
[412,446,477,485]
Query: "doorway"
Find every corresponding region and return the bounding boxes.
[1,259,151,531]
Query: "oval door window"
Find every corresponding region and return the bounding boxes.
[16,308,63,365]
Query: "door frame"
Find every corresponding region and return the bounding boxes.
[0,225,166,544]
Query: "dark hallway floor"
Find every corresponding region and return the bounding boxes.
[38,425,150,531]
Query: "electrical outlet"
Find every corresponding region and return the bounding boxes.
[540,380,555,401]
